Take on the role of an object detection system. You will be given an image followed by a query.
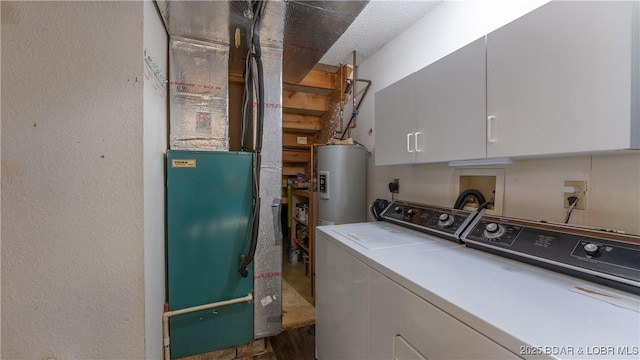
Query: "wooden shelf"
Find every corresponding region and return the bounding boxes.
[284,69,336,90]
[283,132,316,149]
[292,236,309,253]
[292,216,309,227]
[283,149,311,163]
[283,83,333,96]
[283,114,322,133]
[291,189,311,197]
[281,65,345,299]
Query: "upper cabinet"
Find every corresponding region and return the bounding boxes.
[375,1,639,166]
[375,74,417,165]
[375,37,486,166]
[486,1,638,158]
[415,37,486,163]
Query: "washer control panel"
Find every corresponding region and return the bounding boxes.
[380,200,478,242]
[462,213,640,294]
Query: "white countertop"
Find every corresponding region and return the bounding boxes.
[317,222,640,360]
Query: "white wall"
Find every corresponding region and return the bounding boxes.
[353,0,640,234]
[143,2,168,359]
[1,2,146,358]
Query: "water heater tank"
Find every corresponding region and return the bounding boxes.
[317,145,367,225]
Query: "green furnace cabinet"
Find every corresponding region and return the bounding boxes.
[166,150,254,359]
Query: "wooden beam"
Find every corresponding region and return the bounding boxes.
[283,114,321,133]
[283,90,328,113]
[283,107,326,117]
[291,69,335,90]
[283,150,311,163]
[283,132,315,148]
[313,63,341,73]
[283,164,306,176]
[283,83,333,96]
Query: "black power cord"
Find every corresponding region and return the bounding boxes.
[564,196,579,224]
[239,0,266,278]
[453,189,487,210]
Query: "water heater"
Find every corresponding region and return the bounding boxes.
[317,145,367,225]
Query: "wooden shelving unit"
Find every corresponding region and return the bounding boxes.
[288,169,316,289]
[281,65,351,298]
[290,189,312,253]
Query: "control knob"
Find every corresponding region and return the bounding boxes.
[484,222,505,239]
[407,209,416,217]
[394,206,402,214]
[584,243,600,256]
[437,213,455,228]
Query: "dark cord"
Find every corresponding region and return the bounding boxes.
[239,0,266,277]
[453,189,487,210]
[564,196,579,224]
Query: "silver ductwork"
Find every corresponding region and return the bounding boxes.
[169,36,230,150]
[156,0,367,83]
[253,44,284,338]
[281,1,367,82]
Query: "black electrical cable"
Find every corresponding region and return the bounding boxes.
[240,53,252,151]
[453,189,487,210]
[239,0,266,277]
[478,201,493,210]
[564,196,579,224]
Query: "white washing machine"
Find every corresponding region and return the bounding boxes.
[316,202,482,360]
[316,200,640,360]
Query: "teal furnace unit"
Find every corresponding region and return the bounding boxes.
[167,150,254,359]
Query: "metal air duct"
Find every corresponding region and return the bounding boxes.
[156,0,367,82]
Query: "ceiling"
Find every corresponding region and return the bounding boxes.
[319,0,442,67]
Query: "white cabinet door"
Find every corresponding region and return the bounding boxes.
[487,1,637,158]
[375,74,417,165]
[415,37,487,163]
[369,270,519,360]
[315,234,370,360]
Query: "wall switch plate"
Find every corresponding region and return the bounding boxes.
[564,180,587,210]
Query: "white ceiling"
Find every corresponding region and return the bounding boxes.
[320,0,442,67]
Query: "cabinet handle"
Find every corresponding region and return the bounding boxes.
[414,132,422,152]
[487,116,496,143]
[407,133,414,153]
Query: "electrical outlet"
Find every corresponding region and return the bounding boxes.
[563,180,587,210]
[388,179,399,193]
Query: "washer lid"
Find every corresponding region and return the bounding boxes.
[331,222,444,250]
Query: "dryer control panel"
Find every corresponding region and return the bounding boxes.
[461,213,640,294]
[380,200,478,243]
